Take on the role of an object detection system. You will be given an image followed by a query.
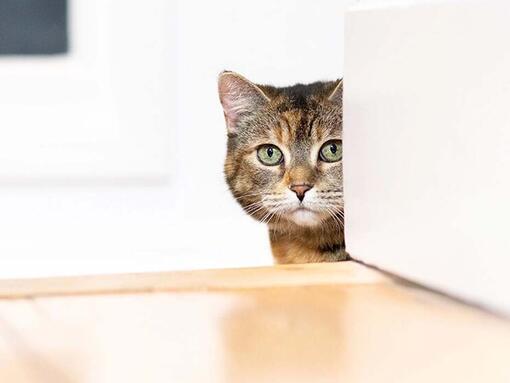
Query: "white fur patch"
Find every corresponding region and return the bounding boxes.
[290,208,321,226]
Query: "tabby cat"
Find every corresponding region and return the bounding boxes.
[218,71,347,264]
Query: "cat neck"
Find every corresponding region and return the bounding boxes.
[268,218,348,264]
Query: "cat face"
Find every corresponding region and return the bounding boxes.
[219,71,343,228]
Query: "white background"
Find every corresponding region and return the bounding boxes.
[344,0,510,313]
[0,0,351,277]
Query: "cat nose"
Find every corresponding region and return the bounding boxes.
[290,183,313,202]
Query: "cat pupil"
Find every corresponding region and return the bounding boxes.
[267,147,273,157]
[330,144,337,154]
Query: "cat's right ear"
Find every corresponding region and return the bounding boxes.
[218,71,270,134]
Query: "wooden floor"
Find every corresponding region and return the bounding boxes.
[0,261,509,382]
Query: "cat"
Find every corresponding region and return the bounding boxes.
[218,71,347,264]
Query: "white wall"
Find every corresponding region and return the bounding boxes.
[0,0,177,178]
[344,0,510,312]
[0,0,349,278]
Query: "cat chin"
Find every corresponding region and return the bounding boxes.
[288,208,322,227]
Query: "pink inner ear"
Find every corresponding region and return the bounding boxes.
[223,107,238,130]
[219,89,242,131]
[218,73,269,133]
[219,78,244,131]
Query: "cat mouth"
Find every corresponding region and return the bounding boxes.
[293,205,315,212]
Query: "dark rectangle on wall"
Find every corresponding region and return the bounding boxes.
[0,0,68,55]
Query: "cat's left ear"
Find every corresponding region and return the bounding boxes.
[327,79,343,105]
[218,71,270,134]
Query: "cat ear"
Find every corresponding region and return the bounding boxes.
[327,79,343,105]
[218,71,270,134]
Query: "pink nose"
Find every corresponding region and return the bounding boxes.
[290,184,313,202]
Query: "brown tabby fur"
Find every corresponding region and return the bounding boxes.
[218,71,347,264]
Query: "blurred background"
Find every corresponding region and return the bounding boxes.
[0,0,361,277]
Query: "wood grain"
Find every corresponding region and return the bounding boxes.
[0,262,509,383]
[0,261,385,298]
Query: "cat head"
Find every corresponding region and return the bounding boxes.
[218,71,343,228]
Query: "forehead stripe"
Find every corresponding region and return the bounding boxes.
[281,115,292,135]
[307,114,318,138]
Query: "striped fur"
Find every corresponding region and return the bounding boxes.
[218,71,347,264]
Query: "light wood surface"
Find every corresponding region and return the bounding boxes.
[0,262,384,298]
[0,261,509,382]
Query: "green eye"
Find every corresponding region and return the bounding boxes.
[319,140,342,162]
[257,144,283,166]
